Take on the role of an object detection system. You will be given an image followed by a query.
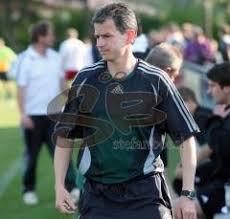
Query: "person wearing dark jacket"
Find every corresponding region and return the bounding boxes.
[197,63,230,219]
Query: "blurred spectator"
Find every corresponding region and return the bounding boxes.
[195,62,230,218]
[15,20,79,205]
[178,87,213,146]
[91,40,102,63]
[218,23,230,61]
[82,37,94,67]
[182,22,194,47]
[145,43,183,199]
[213,103,230,118]
[184,26,215,65]
[165,23,185,51]
[147,30,165,50]
[210,38,223,63]
[0,38,16,99]
[132,33,148,59]
[151,30,165,45]
[83,36,101,66]
[173,63,230,218]
[132,17,148,59]
[172,87,213,196]
[59,28,86,81]
[145,42,183,82]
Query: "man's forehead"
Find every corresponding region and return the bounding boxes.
[94,20,125,36]
[94,19,116,29]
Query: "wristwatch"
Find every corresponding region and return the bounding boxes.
[181,190,196,200]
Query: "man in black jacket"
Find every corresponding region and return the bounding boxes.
[195,62,230,219]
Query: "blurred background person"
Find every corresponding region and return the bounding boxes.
[173,87,213,195]
[145,42,183,198]
[0,37,16,100]
[165,23,185,52]
[218,23,230,62]
[209,38,223,64]
[182,22,195,48]
[145,42,183,83]
[83,36,101,67]
[195,62,230,218]
[145,30,165,57]
[16,20,79,205]
[132,17,149,59]
[184,26,215,65]
[59,27,86,81]
[177,87,213,147]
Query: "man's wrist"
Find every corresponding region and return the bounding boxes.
[181,190,196,200]
[55,183,65,190]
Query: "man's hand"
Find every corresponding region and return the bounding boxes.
[55,186,76,214]
[174,196,197,219]
[21,114,34,129]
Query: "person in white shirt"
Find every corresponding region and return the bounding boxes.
[59,28,86,81]
[16,20,79,206]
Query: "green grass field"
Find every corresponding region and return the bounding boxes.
[0,85,180,219]
[0,89,77,219]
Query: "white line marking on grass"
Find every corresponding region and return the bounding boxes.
[0,158,21,198]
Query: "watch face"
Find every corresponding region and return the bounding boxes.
[181,190,196,200]
[188,191,196,198]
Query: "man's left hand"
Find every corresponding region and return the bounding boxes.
[173,196,197,219]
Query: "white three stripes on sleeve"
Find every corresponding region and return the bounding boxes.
[138,61,198,132]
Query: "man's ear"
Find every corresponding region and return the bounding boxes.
[126,29,137,44]
[164,67,173,75]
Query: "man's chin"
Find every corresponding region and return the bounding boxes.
[46,43,54,48]
[102,56,113,62]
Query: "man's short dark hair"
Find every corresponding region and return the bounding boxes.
[178,87,197,104]
[29,20,53,43]
[92,3,137,34]
[207,62,230,87]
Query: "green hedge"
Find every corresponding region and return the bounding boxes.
[0,5,229,52]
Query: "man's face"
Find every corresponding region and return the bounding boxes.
[40,27,55,47]
[208,80,227,104]
[94,19,130,61]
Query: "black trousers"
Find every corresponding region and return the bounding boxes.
[22,115,76,193]
[79,173,173,219]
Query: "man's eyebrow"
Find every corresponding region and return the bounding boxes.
[94,33,113,36]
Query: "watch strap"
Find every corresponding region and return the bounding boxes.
[181,190,196,200]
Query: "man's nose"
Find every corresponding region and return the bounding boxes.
[97,38,105,48]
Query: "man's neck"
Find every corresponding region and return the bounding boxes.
[32,43,47,56]
[107,49,137,78]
